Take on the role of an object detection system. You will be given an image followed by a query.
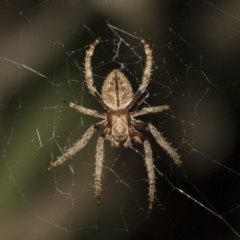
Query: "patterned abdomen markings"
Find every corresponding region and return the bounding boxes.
[101,70,133,109]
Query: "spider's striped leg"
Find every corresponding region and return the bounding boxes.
[126,39,153,109]
[47,125,96,171]
[63,101,105,119]
[85,39,99,96]
[143,140,156,213]
[85,39,109,109]
[131,105,169,117]
[139,39,153,94]
[94,136,104,205]
[148,123,181,165]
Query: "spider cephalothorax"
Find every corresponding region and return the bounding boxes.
[107,109,130,143]
[47,39,181,212]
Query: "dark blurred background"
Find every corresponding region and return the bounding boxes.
[0,1,240,239]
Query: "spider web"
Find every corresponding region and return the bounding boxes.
[1,1,240,239]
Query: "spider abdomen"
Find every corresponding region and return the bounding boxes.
[101,70,133,109]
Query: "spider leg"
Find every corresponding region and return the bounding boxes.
[47,125,96,171]
[127,39,153,109]
[85,39,109,110]
[85,39,99,96]
[131,105,169,117]
[139,39,153,94]
[128,125,155,211]
[148,123,181,165]
[143,140,156,213]
[129,126,144,143]
[64,100,105,119]
[94,136,104,206]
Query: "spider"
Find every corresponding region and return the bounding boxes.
[47,39,181,212]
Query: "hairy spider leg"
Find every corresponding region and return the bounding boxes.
[47,125,97,171]
[63,100,106,119]
[148,123,181,165]
[94,136,104,205]
[128,119,156,212]
[128,39,153,109]
[84,39,109,110]
[131,118,181,165]
[143,140,156,213]
[130,118,181,212]
[131,105,169,117]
